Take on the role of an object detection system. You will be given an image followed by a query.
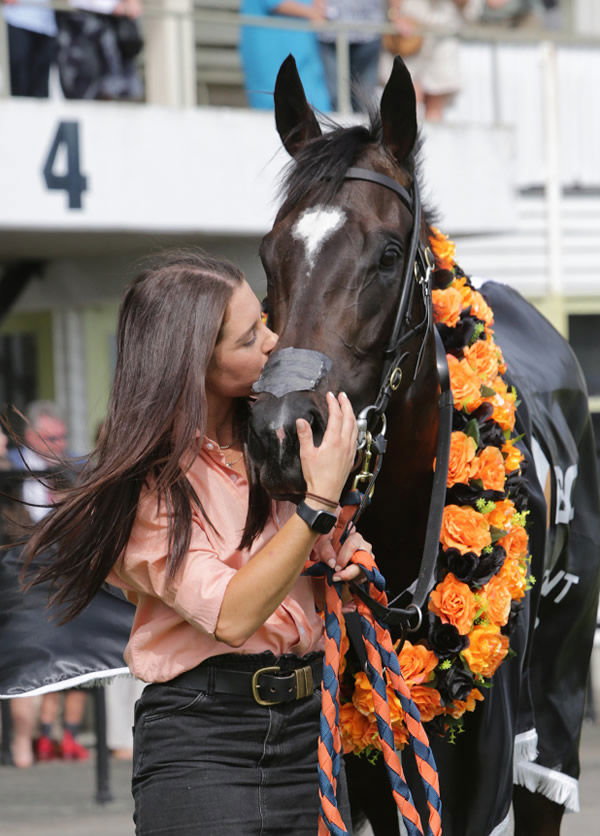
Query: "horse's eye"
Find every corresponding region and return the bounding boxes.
[380,246,401,270]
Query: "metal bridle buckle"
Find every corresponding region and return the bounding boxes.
[251,665,281,706]
[389,367,403,391]
[405,603,423,633]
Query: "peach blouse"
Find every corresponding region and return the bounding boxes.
[107,438,325,683]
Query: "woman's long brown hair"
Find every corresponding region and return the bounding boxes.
[24,250,245,622]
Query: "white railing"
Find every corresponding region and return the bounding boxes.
[2,1,600,112]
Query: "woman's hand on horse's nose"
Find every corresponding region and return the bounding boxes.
[296,391,358,500]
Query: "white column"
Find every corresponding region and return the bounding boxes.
[541,40,565,332]
[53,308,89,455]
[144,0,197,108]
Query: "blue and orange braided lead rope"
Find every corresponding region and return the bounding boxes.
[305,509,443,836]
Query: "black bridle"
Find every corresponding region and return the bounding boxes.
[338,167,453,633]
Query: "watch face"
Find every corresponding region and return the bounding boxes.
[312,510,337,534]
[297,501,337,534]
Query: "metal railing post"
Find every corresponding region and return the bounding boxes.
[541,39,565,333]
[144,0,196,107]
[0,16,11,98]
[335,30,351,114]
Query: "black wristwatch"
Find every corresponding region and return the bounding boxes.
[296,500,337,534]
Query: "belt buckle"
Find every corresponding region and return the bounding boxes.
[251,665,282,706]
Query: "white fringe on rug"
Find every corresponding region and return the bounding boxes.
[514,728,539,765]
[0,666,131,699]
[514,761,580,813]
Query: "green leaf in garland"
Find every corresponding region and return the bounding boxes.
[468,322,485,346]
[489,525,508,542]
[480,384,497,397]
[464,418,481,445]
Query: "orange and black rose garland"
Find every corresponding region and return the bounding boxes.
[339,228,533,756]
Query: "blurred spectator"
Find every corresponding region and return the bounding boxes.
[1,0,57,97]
[481,0,560,28]
[56,0,144,100]
[385,0,483,121]
[8,401,90,763]
[240,0,331,110]
[318,1,385,112]
[1,427,36,768]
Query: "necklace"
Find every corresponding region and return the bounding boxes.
[219,442,233,450]
[224,452,243,468]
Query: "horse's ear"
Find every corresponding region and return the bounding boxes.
[274,55,323,157]
[380,56,418,165]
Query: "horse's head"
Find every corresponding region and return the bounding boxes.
[248,55,434,502]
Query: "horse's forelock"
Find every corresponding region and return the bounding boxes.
[277,113,385,215]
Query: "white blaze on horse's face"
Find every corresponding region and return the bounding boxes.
[291,206,346,274]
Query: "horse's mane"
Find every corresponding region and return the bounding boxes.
[277,109,426,219]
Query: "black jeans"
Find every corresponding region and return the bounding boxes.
[132,655,352,834]
[7,25,56,97]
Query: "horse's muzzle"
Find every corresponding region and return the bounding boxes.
[248,388,328,500]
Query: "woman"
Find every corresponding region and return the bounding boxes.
[240,0,331,111]
[25,250,365,834]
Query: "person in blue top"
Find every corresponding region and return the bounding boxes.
[240,0,331,111]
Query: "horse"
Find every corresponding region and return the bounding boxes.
[245,55,600,836]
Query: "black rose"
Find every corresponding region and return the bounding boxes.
[472,544,506,587]
[432,268,454,289]
[446,549,479,585]
[436,664,475,703]
[428,615,470,659]
[447,484,505,508]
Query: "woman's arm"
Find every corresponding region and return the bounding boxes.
[215,391,358,646]
[272,1,325,22]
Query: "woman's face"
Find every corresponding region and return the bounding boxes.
[206,280,277,399]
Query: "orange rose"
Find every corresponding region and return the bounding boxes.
[463,338,502,385]
[397,640,438,685]
[440,505,492,555]
[445,688,485,719]
[447,431,477,487]
[458,285,494,327]
[429,226,456,270]
[432,287,463,328]
[496,555,527,600]
[462,623,509,678]
[469,445,506,492]
[410,685,443,722]
[447,355,483,412]
[484,377,517,432]
[486,499,516,531]
[428,572,478,635]
[502,440,523,473]
[480,574,512,626]
[498,525,528,562]
[340,703,379,754]
[352,671,375,717]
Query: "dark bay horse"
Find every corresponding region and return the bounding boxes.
[245,56,600,836]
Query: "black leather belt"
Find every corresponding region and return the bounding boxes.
[167,656,323,707]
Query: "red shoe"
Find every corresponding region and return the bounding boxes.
[34,735,58,762]
[59,730,90,761]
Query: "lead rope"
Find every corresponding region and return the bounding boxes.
[304,506,443,836]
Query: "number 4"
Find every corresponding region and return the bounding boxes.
[42,121,88,210]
